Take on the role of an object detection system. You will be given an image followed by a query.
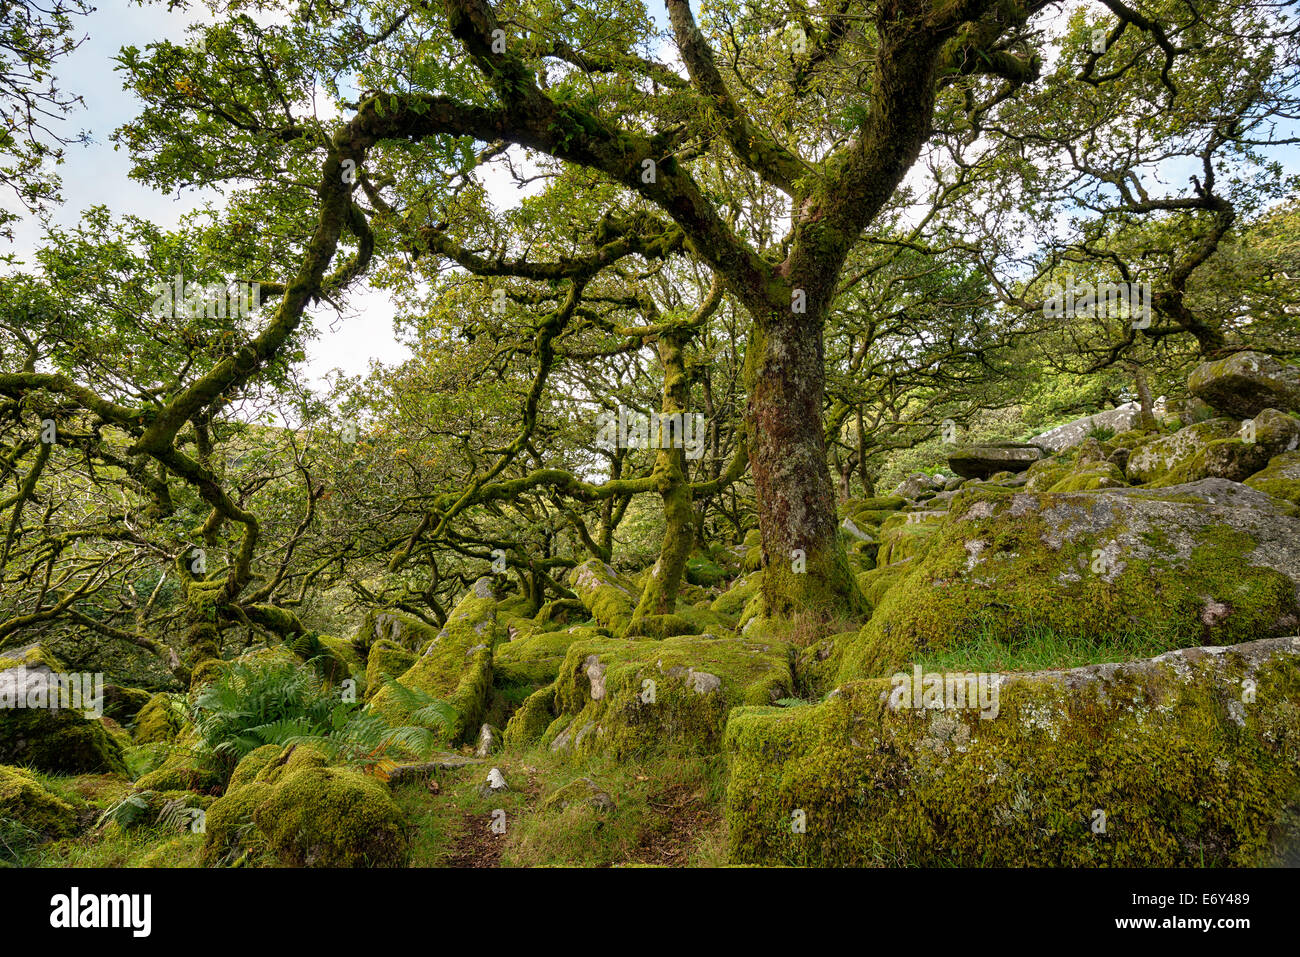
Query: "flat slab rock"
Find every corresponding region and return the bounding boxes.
[947,443,1042,479]
[1031,402,1143,454]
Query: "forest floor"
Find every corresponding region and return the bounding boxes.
[393,747,728,868]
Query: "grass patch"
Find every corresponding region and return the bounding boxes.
[912,617,1171,674]
[391,746,729,867]
[33,826,205,867]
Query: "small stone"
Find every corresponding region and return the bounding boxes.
[475,723,502,758]
[585,654,607,700]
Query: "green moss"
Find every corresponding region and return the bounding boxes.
[501,615,541,642]
[201,780,273,865]
[0,765,79,839]
[133,759,222,794]
[252,766,408,867]
[353,607,442,654]
[624,613,694,639]
[1047,461,1128,492]
[876,511,944,566]
[710,573,762,620]
[493,629,583,687]
[188,658,228,691]
[568,559,639,632]
[226,743,284,792]
[837,489,1300,681]
[544,635,795,758]
[102,717,133,755]
[674,601,732,636]
[503,683,557,749]
[1126,418,1239,484]
[0,704,127,778]
[131,693,182,744]
[287,633,360,684]
[496,594,536,619]
[727,638,1300,866]
[856,563,910,607]
[1245,451,1300,507]
[132,724,222,792]
[250,743,330,786]
[843,495,906,526]
[1023,459,1072,493]
[532,597,588,627]
[685,555,728,588]
[366,580,501,742]
[362,639,415,702]
[1146,436,1273,487]
[101,686,153,724]
[202,743,394,867]
[137,833,205,867]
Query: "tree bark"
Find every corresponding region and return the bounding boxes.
[630,330,694,630]
[747,308,867,619]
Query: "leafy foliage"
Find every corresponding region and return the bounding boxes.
[189,657,455,777]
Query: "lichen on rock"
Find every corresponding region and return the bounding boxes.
[727,637,1300,866]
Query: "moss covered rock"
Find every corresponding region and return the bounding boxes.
[494,628,587,688]
[727,637,1300,866]
[131,693,182,744]
[836,480,1300,681]
[1047,460,1129,493]
[1189,350,1300,418]
[567,559,639,633]
[286,633,360,684]
[202,744,405,867]
[253,766,407,867]
[352,607,441,654]
[362,639,415,702]
[503,684,557,749]
[876,510,946,567]
[709,573,762,621]
[1126,418,1239,484]
[365,578,501,742]
[1246,451,1300,507]
[132,725,224,794]
[201,780,274,865]
[844,495,907,526]
[0,642,127,775]
[1143,410,1300,488]
[101,685,152,724]
[0,765,79,838]
[531,597,588,629]
[226,743,284,792]
[685,555,729,588]
[543,635,795,758]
